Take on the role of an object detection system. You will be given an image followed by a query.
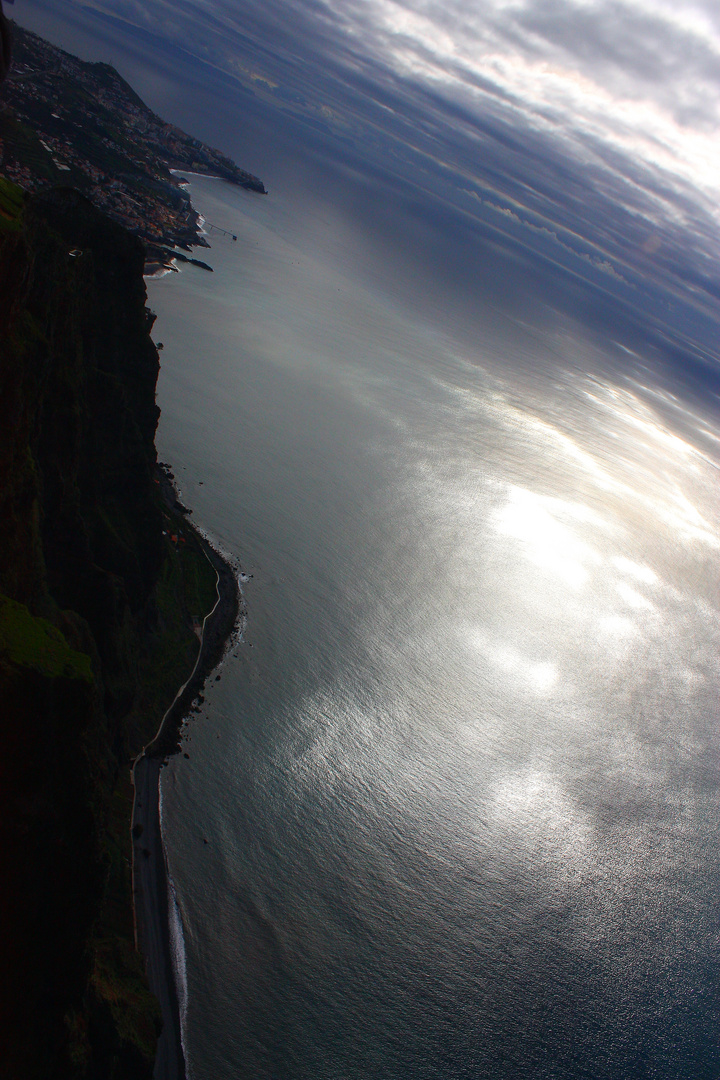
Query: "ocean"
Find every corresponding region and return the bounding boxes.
[149,174,720,1079]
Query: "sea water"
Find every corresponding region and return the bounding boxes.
[149,175,720,1079]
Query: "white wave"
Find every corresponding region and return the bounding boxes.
[159,784,192,1076]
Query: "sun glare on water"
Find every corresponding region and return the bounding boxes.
[440,367,720,731]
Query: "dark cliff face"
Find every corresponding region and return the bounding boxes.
[0,183,165,1078]
[0,185,162,665]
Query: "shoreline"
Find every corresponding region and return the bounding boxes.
[143,168,267,276]
[131,474,241,1080]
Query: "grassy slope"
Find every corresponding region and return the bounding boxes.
[0,594,93,680]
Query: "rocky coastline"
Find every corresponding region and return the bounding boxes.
[0,175,245,1078]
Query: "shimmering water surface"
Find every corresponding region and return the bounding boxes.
[150,175,720,1079]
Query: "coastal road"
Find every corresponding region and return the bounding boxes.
[130,510,239,1080]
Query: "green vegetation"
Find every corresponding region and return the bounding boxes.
[0,594,93,682]
[0,174,25,230]
[122,512,218,750]
[0,112,58,183]
[176,531,220,618]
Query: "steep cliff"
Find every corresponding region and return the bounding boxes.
[0,177,216,1078]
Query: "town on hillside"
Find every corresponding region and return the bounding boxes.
[0,23,265,266]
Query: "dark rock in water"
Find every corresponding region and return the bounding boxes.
[215,674,221,681]
[133,823,144,839]
[184,753,190,759]
[189,257,213,272]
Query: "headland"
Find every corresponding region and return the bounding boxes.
[0,21,266,273]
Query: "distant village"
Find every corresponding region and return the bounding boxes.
[0,23,264,260]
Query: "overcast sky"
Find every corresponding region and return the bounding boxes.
[15,0,720,360]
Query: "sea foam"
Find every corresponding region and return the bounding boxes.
[159,783,191,1076]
